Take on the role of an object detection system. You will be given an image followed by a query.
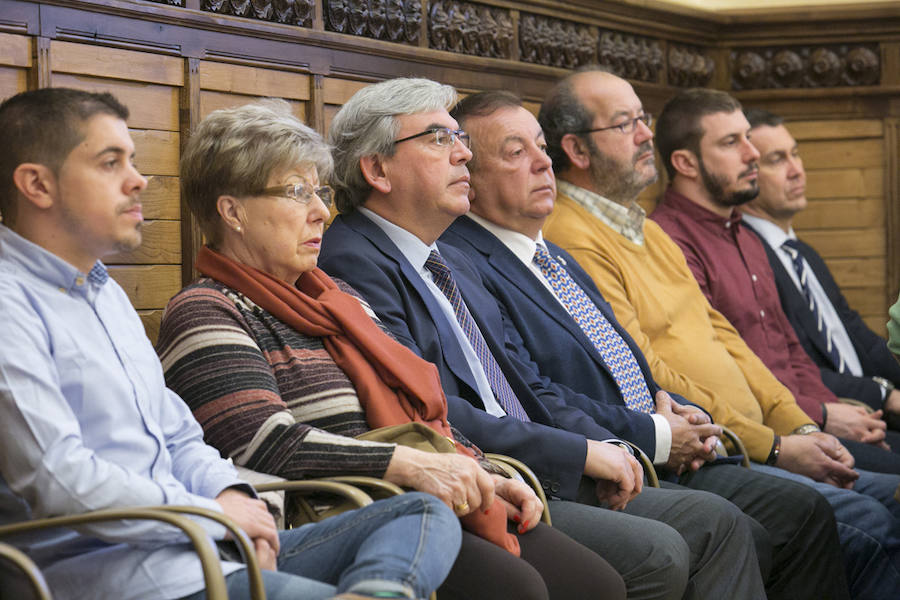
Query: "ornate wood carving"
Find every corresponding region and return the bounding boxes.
[202,0,313,26]
[668,44,715,87]
[428,1,512,59]
[325,0,420,44]
[731,44,880,90]
[518,13,595,69]
[598,31,662,83]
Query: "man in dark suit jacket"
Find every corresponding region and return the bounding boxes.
[440,89,848,600]
[319,76,770,600]
[741,108,900,437]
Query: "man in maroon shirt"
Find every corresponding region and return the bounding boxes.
[650,88,900,474]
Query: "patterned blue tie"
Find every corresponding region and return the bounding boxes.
[533,244,655,413]
[424,250,531,422]
[781,239,845,373]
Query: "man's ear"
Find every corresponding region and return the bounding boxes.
[216,194,246,232]
[12,163,56,209]
[670,149,699,179]
[560,134,591,170]
[360,154,391,194]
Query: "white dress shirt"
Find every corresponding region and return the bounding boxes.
[358,208,506,417]
[466,213,672,464]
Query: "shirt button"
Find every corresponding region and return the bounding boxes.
[725,222,731,228]
[760,309,766,318]
[751,274,758,282]
[75,276,85,286]
[58,286,66,293]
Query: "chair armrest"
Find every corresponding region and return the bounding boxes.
[620,441,660,488]
[254,480,373,526]
[0,540,52,600]
[158,506,265,600]
[718,427,751,468]
[484,453,552,525]
[324,476,405,498]
[0,508,227,600]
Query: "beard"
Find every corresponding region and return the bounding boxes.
[587,140,658,204]
[698,158,759,207]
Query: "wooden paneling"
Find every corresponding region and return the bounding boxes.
[105,220,181,265]
[138,310,164,344]
[199,90,306,120]
[131,130,180,177]
[199,61,310,100]
[141,176,181,220]
[52,73,180,131]
[108,265,182,310]
[50,41,183,86]
[0,33,30,68]
[0,67,27,100]
[790,118,888,334]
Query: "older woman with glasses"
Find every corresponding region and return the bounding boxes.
[157,100,625,600]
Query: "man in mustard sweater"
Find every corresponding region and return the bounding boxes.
[539,68,900,599]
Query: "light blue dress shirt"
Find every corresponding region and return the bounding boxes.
[0,225,246,600]
[357,208,506,417]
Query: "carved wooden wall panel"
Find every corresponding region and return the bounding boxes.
[326,0,421,44]
[202,0,314,27]
[429,0,512,59]
[668,44,715,87]
[598,31,662,84]
[518,13,594,69]
[732,44,880,90]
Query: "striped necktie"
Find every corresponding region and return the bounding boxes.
[533,244,655,413]
[424,250,531,422]
[781,239,845,373]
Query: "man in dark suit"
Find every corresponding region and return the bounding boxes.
[319,76,768,600]
[440,89,848,600]
[741,108,900,438]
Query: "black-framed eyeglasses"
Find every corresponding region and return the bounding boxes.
[255,182,334,208]
[393,127,471,149]
[573,113,652,136]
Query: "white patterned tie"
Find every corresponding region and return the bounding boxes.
[781,239,845,373]
[533,245,654,413]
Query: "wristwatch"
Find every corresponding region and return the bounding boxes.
[872,376,895,394]
[791,424,821,435]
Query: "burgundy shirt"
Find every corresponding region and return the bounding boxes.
[651,189,837,424]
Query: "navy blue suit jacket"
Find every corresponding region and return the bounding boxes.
[442,216,695,459]
[320,210,617,501]
[746,225,900,410]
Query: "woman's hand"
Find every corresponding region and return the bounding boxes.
[493,476,543,533]
[384,446,496,515]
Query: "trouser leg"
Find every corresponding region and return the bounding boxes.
[681,462,849,600]
[549,493,689,600]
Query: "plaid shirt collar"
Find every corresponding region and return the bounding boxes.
[557,180,646,245]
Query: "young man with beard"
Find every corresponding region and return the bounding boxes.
[650,88,900,474]
[540,68,900,599]
[739,108,900,440]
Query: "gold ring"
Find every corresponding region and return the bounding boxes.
[453,501,469,513]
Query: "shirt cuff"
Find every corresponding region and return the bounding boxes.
[650,413,672,465]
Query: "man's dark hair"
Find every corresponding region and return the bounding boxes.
[655,88,742,180]
[0,88,129,225]
[450,90,523,171]
[537,66,612,174]
[744,108,784,130]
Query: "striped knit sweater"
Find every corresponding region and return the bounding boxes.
[156,277,400,480]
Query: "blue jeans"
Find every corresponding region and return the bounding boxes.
[180,492,461,600]
[751,463,900,599]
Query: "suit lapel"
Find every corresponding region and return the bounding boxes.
[343,211,483,396]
